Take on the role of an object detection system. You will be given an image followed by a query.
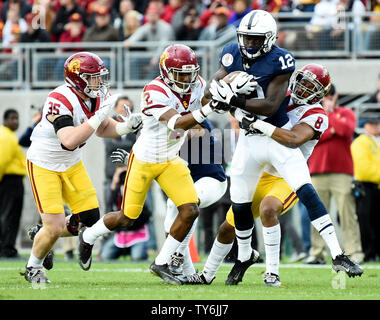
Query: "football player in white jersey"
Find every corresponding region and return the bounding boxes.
[23,52,142,284]
[179,64,363,286]
[78,44,240,284]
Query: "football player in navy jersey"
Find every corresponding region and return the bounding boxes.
[195,10,363,286]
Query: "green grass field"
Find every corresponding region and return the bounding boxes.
[1,256,379,301]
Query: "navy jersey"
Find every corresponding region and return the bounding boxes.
[179,119,226,183]
[219,42,295,127]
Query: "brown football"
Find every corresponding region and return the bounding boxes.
[222,71,244,83]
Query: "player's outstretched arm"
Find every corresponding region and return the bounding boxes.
[204,66,228,99]
[252,120,316,148]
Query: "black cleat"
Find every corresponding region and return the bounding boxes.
[263,272,281,287]
[149,261,182,284]
[27,224,54,270]
[168,252,184,276]
[332,253,364,278]
[225,249,260,285]
[78,227,93,271]
[177,272,214,285]
[22,266,50,284]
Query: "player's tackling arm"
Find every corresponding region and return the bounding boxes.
[270,123,316,148]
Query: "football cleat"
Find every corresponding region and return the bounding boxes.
[332,253,364,278]
[78,227,93,271]
[26,224,54,270]
[22,266,51,284]
[168,252,184,276]
[177,272,214,285]
[225,249,260,285]
[149,261,182,285]
[263,272,281,287]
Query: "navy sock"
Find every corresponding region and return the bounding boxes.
[296,184,328,222]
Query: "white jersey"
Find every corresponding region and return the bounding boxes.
[264,98,328,177]
[27,84,108,171]
[132,76,206,163]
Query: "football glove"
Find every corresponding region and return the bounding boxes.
[209,79,236,105]
[230,72,257,96]
[210,99,230,114]
[240,114,263,136]
[115,104,143,135]
[110,148,130,165]
[96,94,120,122]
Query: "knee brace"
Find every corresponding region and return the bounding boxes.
[231,202,253,231]
[78,208,101,227]
[296,183,328,221]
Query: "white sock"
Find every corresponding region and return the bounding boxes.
[155,234,180,265]
[27,252,44,268]
[83,217,111,245]
[235,227,253,262]
[182,247,196,276]
[311,215,342,259]
[263,224,281,276]
[177,218,197,255]
[203,239,233,282]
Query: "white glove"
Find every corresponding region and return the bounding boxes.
[209,79,236,104]
[230,72,257,95]
[96,94,120,122]
[115,104,143,135]
[110,148,130,165]
[87,94,120,130]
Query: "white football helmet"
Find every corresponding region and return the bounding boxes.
[237,10,277,60]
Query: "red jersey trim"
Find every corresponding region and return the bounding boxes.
[48,92,74,116]
[300,107,326,120]
[144,84,169,98]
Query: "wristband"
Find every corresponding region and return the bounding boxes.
[252,119,276,137]
[230,95,246,109]
[192,109,206,123]
[87,114,102,130]
[201,103,213,117]
[167,114,181,131]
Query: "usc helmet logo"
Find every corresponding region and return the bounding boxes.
[68,58,81,73]
[160,51,169,68]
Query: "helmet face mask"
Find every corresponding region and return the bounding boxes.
[159,44,199,95]
[290,64,331,105]
[237,10,277,60]
[64,52,110,98]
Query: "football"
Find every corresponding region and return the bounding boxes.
[223,71,258,99]
[222,70,245,84]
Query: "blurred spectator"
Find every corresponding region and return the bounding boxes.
[103,96,137,214]
[31,0,57,32]
[251,0,283,13]
[2,8,27,46]
[19,12,50,44]
[161,0,183,24]
[113,0,136,40]
[351,118,380,262]
[306,84,364,264]
[1,0,31,22]
[50,0,87,41]
[87,0,116,26]
[175,5,203,40]
[123,5,175,79]
[199,0,229,28]
[364,0,380,49]
[19,107,42,147]
[198,5,236,45]
[83,7,119,43]
[53,13,86,80]
[229,0,251,28]
[122,9,142,40]
[171,0,206,35]
[0,109,26,258]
